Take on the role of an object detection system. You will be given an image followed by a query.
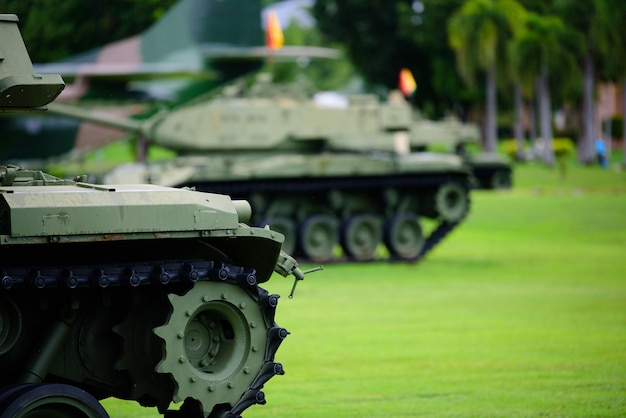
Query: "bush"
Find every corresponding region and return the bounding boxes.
[500,137,575,160]
[501,139,519,159]
[552,137,575,157]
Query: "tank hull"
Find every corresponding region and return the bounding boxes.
[0,171,290,417]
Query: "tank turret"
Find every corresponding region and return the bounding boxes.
[0,15,64,110]
[0,14,305,418]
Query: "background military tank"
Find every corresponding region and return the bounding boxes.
[409,110,513,190]
[48,74,474,264]
[0,14,306,418]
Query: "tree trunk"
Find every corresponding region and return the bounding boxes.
[513,85,525,160]
[484,65,497,153]
[623,78,626,167]
[537,67,554,166]
[529,95,537,160]
[579,51,595,163]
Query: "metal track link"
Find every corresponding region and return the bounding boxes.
[413,220,461,261]
[0,260,256,290]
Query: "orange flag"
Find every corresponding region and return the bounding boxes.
[265,11,284,51]
[398,68,417,97]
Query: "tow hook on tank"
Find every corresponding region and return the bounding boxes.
[274,250,323,298]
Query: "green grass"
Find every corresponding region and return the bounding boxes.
[102,161,626,417]
[46,139,176,178]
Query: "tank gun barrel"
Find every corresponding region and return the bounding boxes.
[232,199,252,223]
[48,102,145,133]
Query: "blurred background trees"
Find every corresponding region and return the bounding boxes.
[0,0,176,62]
[2,0,624,162]
[312,0,625,162]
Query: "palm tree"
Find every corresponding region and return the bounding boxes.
[593,0,626,166]
[553,0,618,164]
[510,13,581,166]
[511,85,526,160]
[448,0,526,153]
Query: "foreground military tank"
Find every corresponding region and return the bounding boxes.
[0,14,306,418]
[48,75,473,264]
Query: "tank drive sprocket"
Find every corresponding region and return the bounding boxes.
[153,280,287,417]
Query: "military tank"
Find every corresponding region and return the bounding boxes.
[47,74,473,264]
[0,14,308,418]
[409,110,513,190]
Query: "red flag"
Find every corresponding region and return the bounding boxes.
[398,68,417,97]
[265,11,284,51]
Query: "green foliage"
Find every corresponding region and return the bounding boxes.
[267,21,355,91]
[501,138,518,157]
[1,0,176,62]
[448,0,527,89]
[549,0,626,98]
[501,137,575,158]
[312,0,476,118]
[552,136,575,156]
[510,12,582,97]
[594,0,626,80]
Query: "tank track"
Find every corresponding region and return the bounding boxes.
[413,219,464,261]
[187,172,471,263]
[1,260,260,290]
[0,258,287,418]
[471,165,513,189]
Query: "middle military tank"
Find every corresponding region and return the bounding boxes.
[48,76,473,263]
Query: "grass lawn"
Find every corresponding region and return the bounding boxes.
[102,160,626,417]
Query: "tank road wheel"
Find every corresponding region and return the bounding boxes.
[154,281,285,417]
[341,214,383,261]
[0,383,109,418]
[434,182,469,223]
[384,213,425,260]
[490,169,512,189]
[298,214,339,262]
[261,217,296,255]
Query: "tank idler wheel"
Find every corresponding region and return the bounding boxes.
[384,213,425,260]
[260,217,296,255]
[490,170,512,189]
[298,214,339,262]
[434,182,469,223]
[340,214,383,262]
[0,383,109,418]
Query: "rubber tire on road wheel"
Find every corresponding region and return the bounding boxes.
[434,182,468,223]
[0,383,109,418]
[490,170,512,189]
[298,214,339,262]
[384,213,425,260]
[341,214,383,262]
